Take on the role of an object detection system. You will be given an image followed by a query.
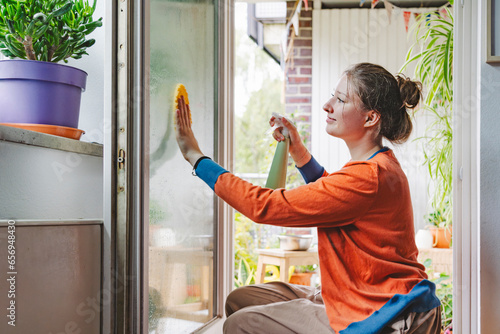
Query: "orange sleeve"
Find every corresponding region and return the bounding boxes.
[214,161,379,228]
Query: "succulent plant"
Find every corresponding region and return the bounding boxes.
[0,0,102,62]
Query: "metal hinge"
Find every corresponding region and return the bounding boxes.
[118,149,126,169]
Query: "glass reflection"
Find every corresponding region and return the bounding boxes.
[149,0,216,332]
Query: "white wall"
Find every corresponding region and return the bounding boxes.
[66,0,106,144]
[312,7,433,230]
[0,141,103,220]
[479,0,500,328]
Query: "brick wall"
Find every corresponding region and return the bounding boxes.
[285,0,313,149]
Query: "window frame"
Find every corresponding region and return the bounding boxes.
[109,0,235,332]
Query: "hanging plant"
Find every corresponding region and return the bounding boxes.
[401,5,454,228]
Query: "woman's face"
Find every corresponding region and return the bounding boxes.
[323,75,368,141]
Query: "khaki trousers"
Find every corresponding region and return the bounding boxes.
[224,282,441,334]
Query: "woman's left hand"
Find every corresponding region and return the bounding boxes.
[175,96,205,166]
[269,116,311,167]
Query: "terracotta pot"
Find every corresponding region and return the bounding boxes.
[429,226,452,248]
[289,272,313,286]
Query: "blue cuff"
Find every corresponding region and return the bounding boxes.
[195,158,229,190]
[297,155,325,183]
[340,280,441,334]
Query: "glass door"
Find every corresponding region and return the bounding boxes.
[148,0,219,332]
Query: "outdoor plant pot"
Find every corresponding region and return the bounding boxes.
[430,226,452,248]
[289,272,313,286]
[0,60,87,129]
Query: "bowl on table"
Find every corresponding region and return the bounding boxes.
[278,234,313,251]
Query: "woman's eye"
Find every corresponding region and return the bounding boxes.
[331,93,344,104]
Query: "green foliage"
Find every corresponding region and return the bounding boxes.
[294,264,317,273]
[234,257,255,288]
[234,77,285,175]
[434,273,453,329]
[420,105,453,225]
[234,212,259,287]
[401,6,453,228]
[425,201,451,228]
[0,0,102,62]
[423,259,453,330]
[402,7,453,107]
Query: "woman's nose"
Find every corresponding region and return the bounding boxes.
[323,99,334,113]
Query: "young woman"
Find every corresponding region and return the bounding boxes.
[175,63,441,334]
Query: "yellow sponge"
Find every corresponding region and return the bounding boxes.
[173,84,191,124]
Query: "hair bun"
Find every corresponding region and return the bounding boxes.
[396,74,422,109]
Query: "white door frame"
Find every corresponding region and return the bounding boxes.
[453,0,480,333]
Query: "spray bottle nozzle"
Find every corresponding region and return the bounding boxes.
[269,112,289,137]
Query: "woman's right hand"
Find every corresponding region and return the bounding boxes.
[269,116,311,167]
[175,96,205,166]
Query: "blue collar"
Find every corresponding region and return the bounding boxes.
[367,147,389,160]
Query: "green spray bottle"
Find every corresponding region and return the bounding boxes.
[265,113,289,189]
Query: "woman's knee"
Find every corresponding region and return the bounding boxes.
[225,286,250,316]
[223,311,245,333]
[223,308,270,334]
[225,284,276,316]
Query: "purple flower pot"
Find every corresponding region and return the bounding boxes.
[0,60,87,129]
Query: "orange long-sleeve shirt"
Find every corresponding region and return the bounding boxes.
[195,149,439,333]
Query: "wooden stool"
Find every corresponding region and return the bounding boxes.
[255,248,319,284]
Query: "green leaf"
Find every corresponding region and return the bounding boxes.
[1,49,14,57]
[52,2,73,17]
[6,19,16,34]
[4,34,24,58]
[76,37,94,48]
[32,22,50,40]
[25,18,38,35]
[80,20,102,34]
[13,1,21,20]
[33,13,48,22]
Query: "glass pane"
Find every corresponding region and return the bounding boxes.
[149,0,217,332]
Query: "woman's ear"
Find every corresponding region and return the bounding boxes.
[364,110,381,128]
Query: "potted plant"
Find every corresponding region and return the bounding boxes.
[0,0,102,133]
[289,265,316,286]
[426,204,452,248]
[401,4,453,248]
